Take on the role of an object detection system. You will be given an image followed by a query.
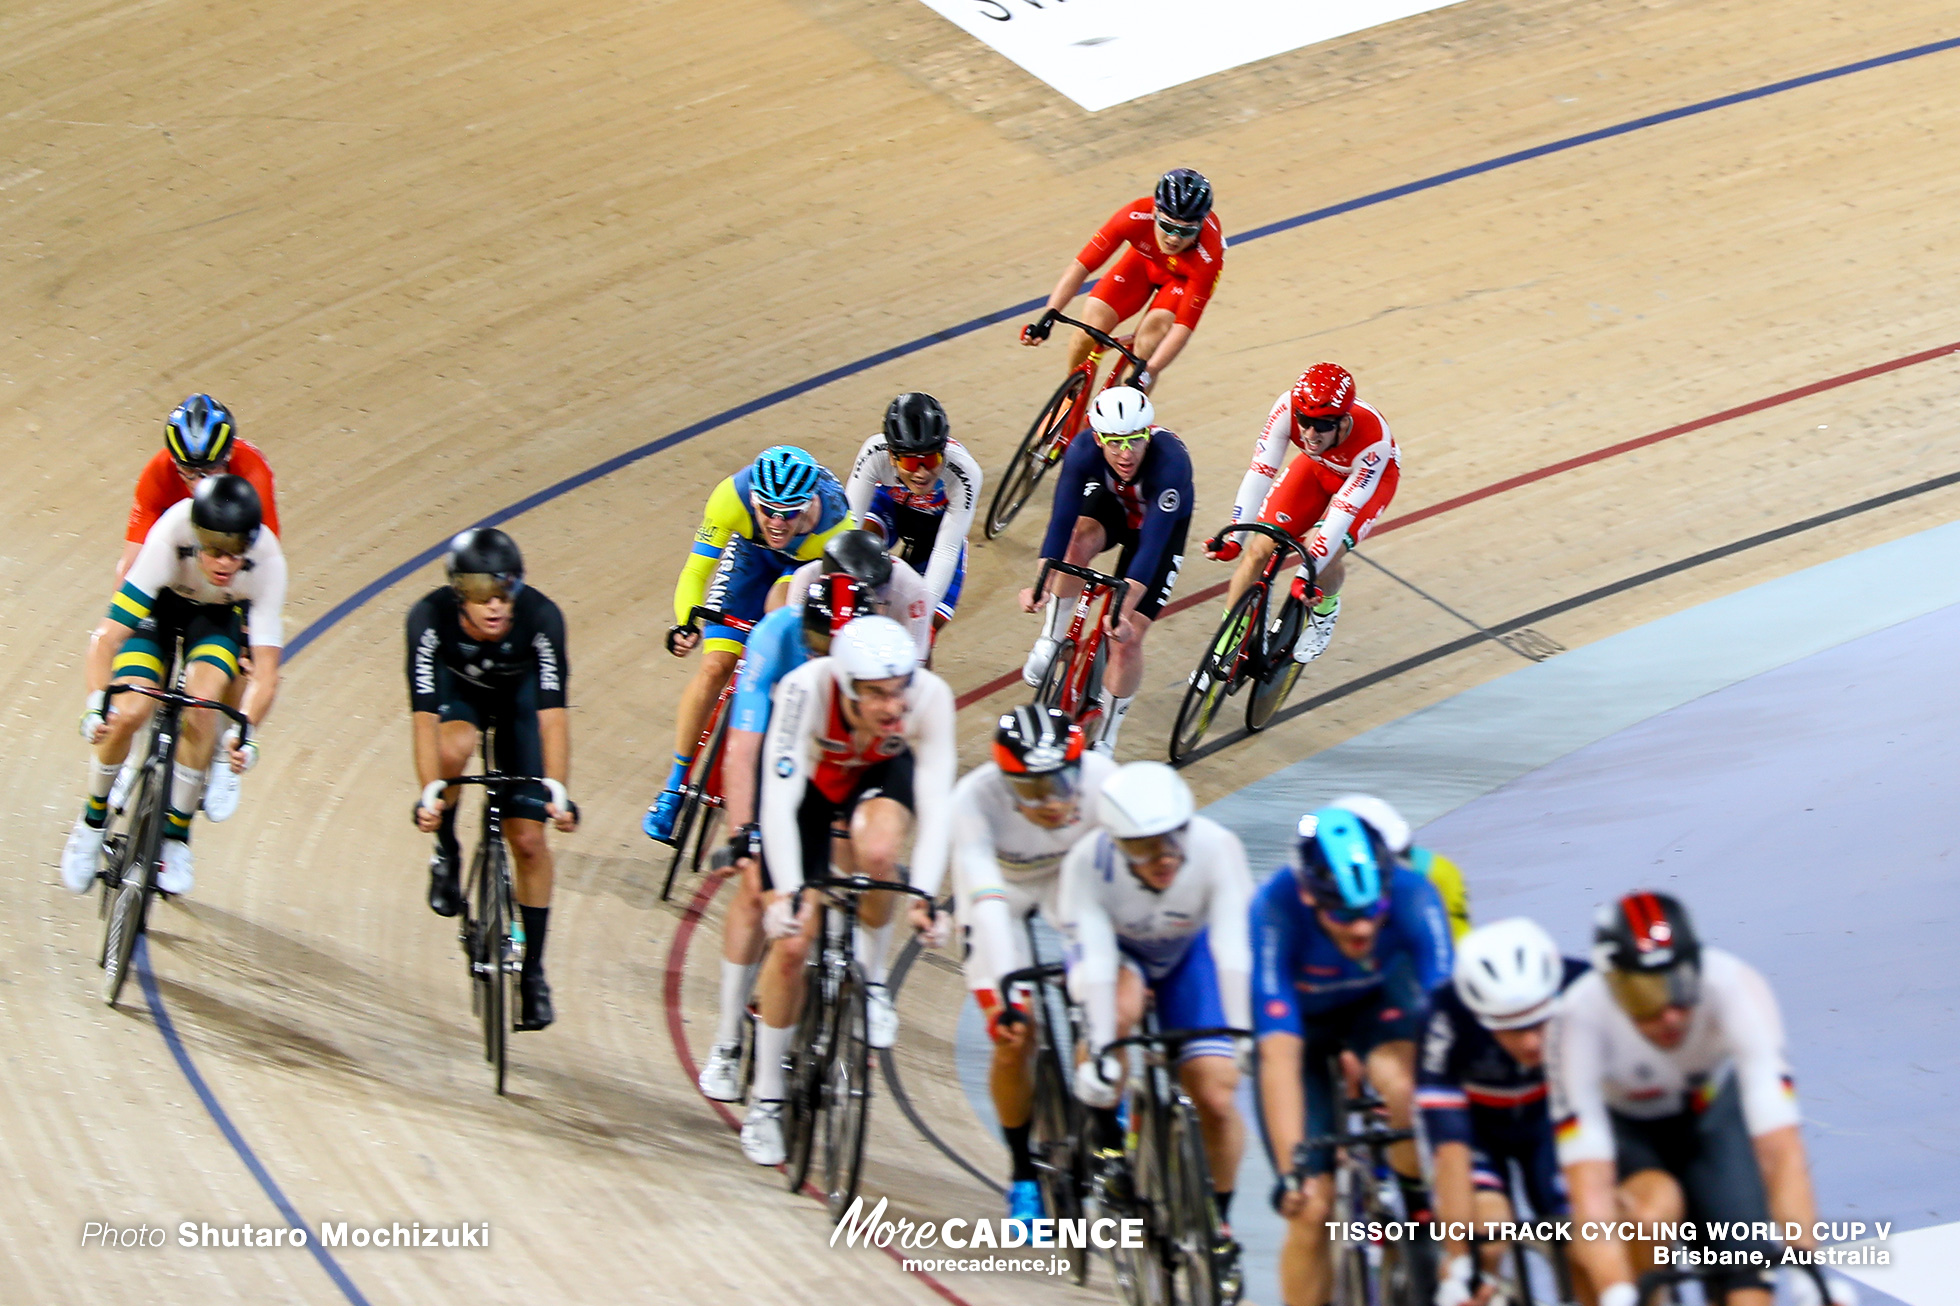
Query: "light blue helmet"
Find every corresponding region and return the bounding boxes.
[1291,806,1392,916]
[751,445,823,506]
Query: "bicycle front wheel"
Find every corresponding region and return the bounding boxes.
[987,370,1088,538]
[1111,1093,1174,1306]
[1171,587,1260,764]
[783,942,831,1193]
[662,708,728,900]
[1033,637,1078,714]
[821,968,873,1221]
[101,777,161,1006]
[480,842,509,1094]
[1030,1045,1089,1285]
[1245,592,1307,733]
[1166,1101,1222,1305]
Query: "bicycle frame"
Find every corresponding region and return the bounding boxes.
[658,604,754,888]
[1032,558,1128,735]
[1293,1064,1431,1306]
[1044,309,1149,442]
[1205,523,1317,681]
[1000,960,1094,1286]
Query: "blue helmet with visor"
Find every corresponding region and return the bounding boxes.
[1291,806,1393,919]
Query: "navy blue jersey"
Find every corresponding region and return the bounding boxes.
[1416,958,1590,1148]
[1038,427,1194,587]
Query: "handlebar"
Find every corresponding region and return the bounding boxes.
[1039,310,1148,376]
[1095,1026,1253,1079]
[1034,559,1129,631]
[103,683,251,744]
[667,605,755,655]
[1205,522,1318,583]
[806,875,940,913]
[419,773,570,815]
[999,963,1069,991]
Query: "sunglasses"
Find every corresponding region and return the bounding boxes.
[1005,767,1080,807]
[191,527,251,559]
[1155,217,1202,240]
[754,498,810,522]
[893,452,944,474]
[1313,895,1389,925]
[1605,964,1702,1021]
[1096,431,1151,452]
[1115,829,1185,866]
[1294,413,1340,436]
[452,572,516,604]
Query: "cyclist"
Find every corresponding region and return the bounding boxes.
[934,705,1117,1230]
[119,394,280,584]
[1420,918,1590,1306]
[1549,893,1855,1306]
[694,531,932,1102]
[1331,793,1472,941]
[1018,387,1194,755]
[845,393,982,637]
[1206,364,1399,665]
[739,616,956,1166]
[1253,806,1454,1306]
[1058,761,1254,1273]
[646,445,854,843]
[1020,168,1224,393]
[407,528,579,1032]
[62,475,286,898]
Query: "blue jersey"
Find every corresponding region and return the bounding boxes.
[1416,959,1589,1149]
[1251,866,1454,1036]
[1037,427,1194,586]
[728,605,807,735]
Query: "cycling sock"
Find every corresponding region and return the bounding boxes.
[1003,1121,1036,1183]
[519,905,549,977]
[1312,589,1341,617]
[436,801,460,856]
[715,960,757,1045]
[1214,1189,1234,1222]
[85,797,109,827]
[662,753,690,793]
[89,757,120,799]
[169,762,206,833]
[856,917,896,987]
[753,1022,793,1100]
[1396,1172,1429,1218]
[164,809,193,841]
[1098,693,1134,749]
[1040,595,1067,642]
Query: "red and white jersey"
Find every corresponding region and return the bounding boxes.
[782,557,935,663]
[758,657,956,893]
[1546,948,1802,1166]
[1231,393,1399,533]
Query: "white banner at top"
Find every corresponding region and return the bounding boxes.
[912,0,1470,112]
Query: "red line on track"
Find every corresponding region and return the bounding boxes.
[662,872,980,1306]
[951,338,1960,712]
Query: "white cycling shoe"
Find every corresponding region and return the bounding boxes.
[697,1042,744,1102]
[1022,637,1058,688]
[157,840,195,896]
[866,983,899,1050]
[741,1101,786,1165]
[1293,598,1341,664]
[62,818,105,894]
[202,755,241,823]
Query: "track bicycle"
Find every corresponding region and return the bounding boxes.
[1000,961,1095,1286]
[1169,523,1317,765]
[1463,1209,1577,1305]
[1030,559,1128,743]
[657,605,754,900]
[95,682,250,1008]
[781,874,940,1219]
[1094,1023,1253,1306]
[987,310,1147,538]
[420,755,567,1096]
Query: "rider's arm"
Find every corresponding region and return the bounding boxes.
[921,444,982,609]
[757,665,820,893]
[950,777,1015,990]
[122,453,178,581]
[1141,324,1193,382]
[1058,838,1120,1053]
[405,596,447,788]
[539,707,570,786]
[231,442,282,538]
[239,646,282,726]
[1257,1030,1308,1193]
[1416,1002,1477,1258]
[1120,434,1195,598]
[1034,433,1100,565]
[843,434,884,523]
[1547,983,1634,1288]
[674,479,748,627]
[1391,869,1457,995]
[886,561,936,661]
[1200,819,1255,1031]
[1041,260,1094,317]
[721,729,761,829]
[1308,431,1397,571]
[1230,394,1295,524]
[1252,876,1309,1171]
[901,671,959,899]
[1715,953,1818,1248]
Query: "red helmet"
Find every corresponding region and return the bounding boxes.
[993,704,1086,775]
[1291,363,1355,425]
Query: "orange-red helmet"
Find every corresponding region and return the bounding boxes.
[993,704,1086,776]
[1291,363,1355,426]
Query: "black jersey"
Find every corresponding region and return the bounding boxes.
[406,585,568,713]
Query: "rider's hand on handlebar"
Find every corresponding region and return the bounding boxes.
[1017,586,1046,615]
[1133,368,1153,392]
[909,897,949,948]
[414,792,448,833]
[80,690,109,744]
[1073,1054,1123,1109]
[1020,318,1052,346]
[762,890,806,940]
[1205,535,1241,563]
[222,728,259,775]
[665,624,701,657]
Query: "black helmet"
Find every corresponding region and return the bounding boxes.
[993,705,1085,776]
[801,572,872,655]
[1153,168,1213,225]
[445,527,525,602]
[165,394,238,470]
[189,474,262,554]
[1593,891,1703,1017]
[820,529,893,590]
[883,392,950,456]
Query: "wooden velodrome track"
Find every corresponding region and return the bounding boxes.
[4,0,1957,1299]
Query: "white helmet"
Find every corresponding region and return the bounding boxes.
[1088,386,1155,437]
[1330,794,1412,856]
[1452,917,1564,1030]
[829,615,917,699]
[1099,761,1194,838]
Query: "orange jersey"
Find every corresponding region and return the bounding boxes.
[126,441,280,543]
[1075,197,1226,330]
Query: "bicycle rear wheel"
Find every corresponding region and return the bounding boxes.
[783,941,831,1193]
[1170,588,1259,763]
[1030,1045,1090,1285]
[1165,1100,1222,1305]
[1033,636,1078,714]
[988,371,1088,538]
[821,968,873,1220]
[100,785,160,1007]
[1245,592,1306,732]
[1111,1093,1174,1306]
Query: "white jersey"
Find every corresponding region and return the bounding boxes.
[1058,815,1255,1052]
[949,755,1118,996]
[1229,393,1398,543]
[783,557,934,663]
[844,433,982,611]
[122,499,289,647]
[1547,948,1800,1165]
[758,657,956,895]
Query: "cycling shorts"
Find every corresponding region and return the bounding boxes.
[1089,246,1197,327]
[1293,962,1425,1176]
[112,590,246,687]
[436,673,551,823]
[789,749,915,894]
[1119,930,1232,1064]
[1076,482,1190,620]
[703,539,801,654]
[1609,1076,1775,1294]
[1467,1111,1568,1218]
[1257,457,1399,551]
[865,487,965,619]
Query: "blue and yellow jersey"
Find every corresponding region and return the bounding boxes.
[1410,846,1472,941]
[673,465,852,627]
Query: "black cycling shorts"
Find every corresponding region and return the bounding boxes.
[1292,960,1425,1176]
[1075,482,1189,620]
[437,673,550,823]
[790,749,915,892]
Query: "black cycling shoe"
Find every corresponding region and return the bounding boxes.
[427,846,462,918]
[516,972,554,1031]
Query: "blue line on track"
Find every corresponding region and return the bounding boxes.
[136,936,372,1305]
[148,35,1960,1306]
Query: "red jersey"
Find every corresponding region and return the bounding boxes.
[126,441,280,543]
[1075,197,1226,330]
[811,693,909,803]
